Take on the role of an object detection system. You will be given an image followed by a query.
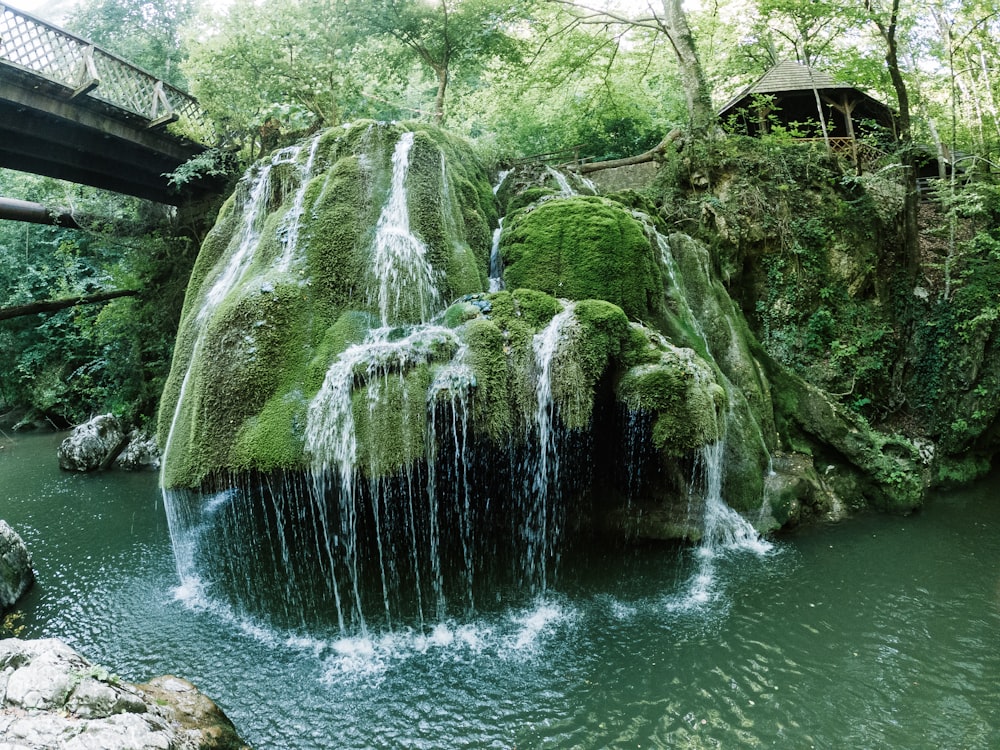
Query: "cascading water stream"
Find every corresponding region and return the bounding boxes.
[678,440,773,607]
[276,133,322,273]
[523,304,576,593]
[546,165,576,196]
[488,218,505,292]
[162,143,312,591]
[159,126,780,647]
[370,131,440,326]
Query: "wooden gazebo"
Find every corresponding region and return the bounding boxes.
[718,61,895,170]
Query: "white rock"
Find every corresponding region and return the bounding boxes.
[57,414,125,472]
[114,430,161,472]
[0,639,248,750]
[0,521,33,612]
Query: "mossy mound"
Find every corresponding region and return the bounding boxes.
[616,350,725,456]
[499,196,664,322]
[158,121,496,489]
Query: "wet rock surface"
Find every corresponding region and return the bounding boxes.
[56,414,126,472]
[0,638,249,749]
[0,521,33,613]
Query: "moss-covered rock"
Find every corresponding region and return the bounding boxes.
[768,363,926,513]
[500,196,664,322]
[158,122,496,489]
[616,345,725,456]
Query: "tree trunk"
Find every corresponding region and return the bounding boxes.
[571,130,682,174]
[433,65,448,124]
[0,290,139,322]
[871,0,919,279]
[660,0,715,137]
[0,197,81,228]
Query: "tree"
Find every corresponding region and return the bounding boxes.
[345,0,533,124]
[659,0,715,136]
[182,0,368,157]
[546,0,714,137]
[66,0,194,87]
[865,0,919,278]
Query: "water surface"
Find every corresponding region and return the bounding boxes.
[2,431,998,748]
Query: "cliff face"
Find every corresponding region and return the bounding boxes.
[669,137,1000,492]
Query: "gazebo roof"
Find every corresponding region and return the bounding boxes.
[718,60,890,121]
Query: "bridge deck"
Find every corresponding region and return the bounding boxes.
[0,3,214,204]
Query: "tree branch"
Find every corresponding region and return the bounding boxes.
[569,129,682,173]
[0,290,140,322]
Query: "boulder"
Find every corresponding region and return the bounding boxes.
[0,638,249,750]
[57,414,126,472]
[114,429,161,472]
[0,520,33,613]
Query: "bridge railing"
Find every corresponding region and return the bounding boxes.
[0,2,210,140]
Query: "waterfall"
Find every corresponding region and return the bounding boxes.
[488,218,505,292]
[674,441,772,607]
[492,169,511,195]
[200,149,292,319]
[546,165,576,196]
[276,133,322,273]
[162,140,321,584]
[696,441,771,555]
[521,304,576,593]
[369,131,441,326]
[159,123,781,642]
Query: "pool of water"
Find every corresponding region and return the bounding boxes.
[2,430,999,748]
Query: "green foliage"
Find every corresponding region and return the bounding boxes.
[909,224,1000,452]
[0,172,197,426]
[1,610,25,638]
[66,0,194,88]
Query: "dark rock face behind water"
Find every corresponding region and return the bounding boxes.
[0,521,32,613]
[0,638,249,750]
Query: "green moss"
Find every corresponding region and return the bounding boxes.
[934,454,992,486]
[617,349,725,456]
[443,301,482,328]
[767,363,926,512]
[231,390,308,473]
[573,300,630,381]
[306,310,374,391]
[500,197,662,321]
[304,154,373,312]
[353,364,432,477]
[159,121,502,488]
[505,186,557,214]
[462,317,518,440]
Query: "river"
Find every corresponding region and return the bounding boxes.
[2,430,998,748]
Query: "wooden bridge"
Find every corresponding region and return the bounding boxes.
[0,2,212,204]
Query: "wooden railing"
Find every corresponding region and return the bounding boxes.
[796,136,888,171]
[0,2,209,137]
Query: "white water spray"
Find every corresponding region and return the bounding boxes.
[546,165,576,196]
[276,133,322,273]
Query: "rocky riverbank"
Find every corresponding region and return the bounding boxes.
[0,638,249,749]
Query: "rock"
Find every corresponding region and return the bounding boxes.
[0,638,250,750]
[114,430,161,472]
[0,521,33,613]
[57,414,126,472]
